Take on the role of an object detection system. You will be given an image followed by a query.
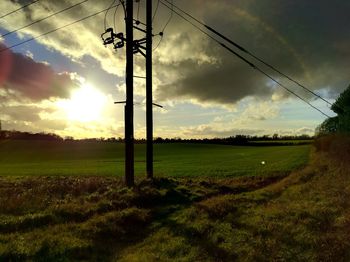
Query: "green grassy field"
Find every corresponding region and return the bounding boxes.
[0,136,349,261]
[0,140,310,177]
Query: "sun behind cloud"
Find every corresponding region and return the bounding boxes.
[57,83,107,122]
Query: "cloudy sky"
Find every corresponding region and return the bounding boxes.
[0,0,348,138]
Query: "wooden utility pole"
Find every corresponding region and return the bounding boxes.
[125,0,134,187]
[146,0,153,178]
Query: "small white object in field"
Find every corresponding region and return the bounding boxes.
[261,161,266,165]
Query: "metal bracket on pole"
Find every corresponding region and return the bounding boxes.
[152,103,163,108]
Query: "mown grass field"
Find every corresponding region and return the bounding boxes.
[0,136,349,261]
[0,140,310,177]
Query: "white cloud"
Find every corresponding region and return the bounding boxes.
[1,0,346,138]
[25,50,34,59]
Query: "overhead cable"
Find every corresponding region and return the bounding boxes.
[152,0,160,21]
[0,0,39,19]
[104,0,117,30]
[0,0,89,38]
[160,0,331,118]
[0,4,120,53]
[161,0,333,107]
[153,0,173,51]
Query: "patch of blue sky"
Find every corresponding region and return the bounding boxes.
[1,31,124,97]
[279,98,335,122]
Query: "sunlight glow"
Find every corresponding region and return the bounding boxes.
[58,83,107,122]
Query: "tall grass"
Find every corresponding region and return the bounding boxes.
[120,135,350,261]
[0,135,349,261]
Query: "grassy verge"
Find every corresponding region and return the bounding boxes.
[0,175,284,261]
[0,136,349,261]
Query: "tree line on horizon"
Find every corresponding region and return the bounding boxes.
[0,130,313,145]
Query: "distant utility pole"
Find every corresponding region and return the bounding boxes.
[146,0,153,178]
[125,0,134,187]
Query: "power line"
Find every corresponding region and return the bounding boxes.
[104,0,117,30]
[153,35,163,51]
[113,2,121,33]
[136,0,140,21]
[161,0,333,107]
[205,27,334,106]
[255,67,330,118]
[153,0,173,51]
[0,0,89,38]
[159,0,331,118]
[152,0,160,21]
[161,0,173,32]
[0,4,121,53]
[0,0,39,19]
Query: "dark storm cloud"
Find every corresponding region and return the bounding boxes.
[1,0,348,107]
[0,44,78,101]
[154,0,350,105]
[157,58,269,104]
